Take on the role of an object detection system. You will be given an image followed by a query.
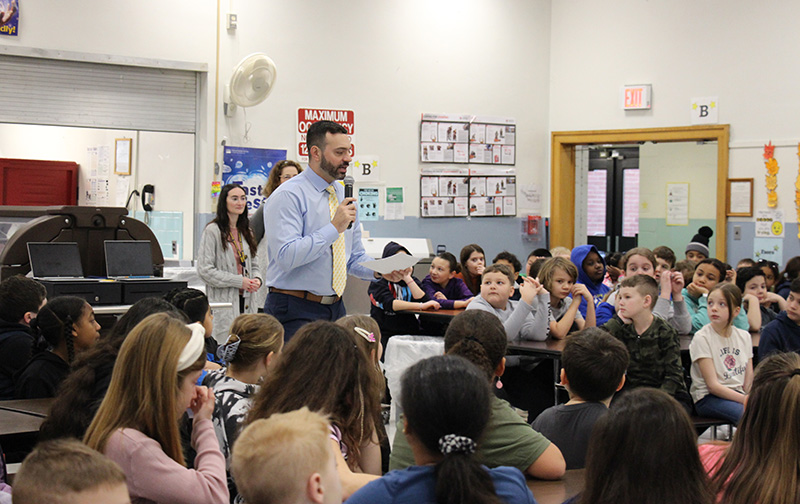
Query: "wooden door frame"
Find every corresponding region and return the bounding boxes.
[550,124,730,260]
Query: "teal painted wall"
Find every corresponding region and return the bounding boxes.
[639,218,717,259]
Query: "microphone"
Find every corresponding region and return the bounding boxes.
[344,176,355,229]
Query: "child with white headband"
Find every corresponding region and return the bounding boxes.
[204,313,284,502]
[84,313,228,504]
[347,354,536,504]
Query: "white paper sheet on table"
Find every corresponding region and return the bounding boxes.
[360,254,420,274]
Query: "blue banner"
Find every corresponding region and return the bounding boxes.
[0,0,18,37]
[222,146,287,215]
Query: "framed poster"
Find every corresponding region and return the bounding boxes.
[114,138,132,175]
[726,178,753,217]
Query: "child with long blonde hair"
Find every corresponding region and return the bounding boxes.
[84,313,228,504]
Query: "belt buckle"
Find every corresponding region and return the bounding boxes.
[319,295,338,305]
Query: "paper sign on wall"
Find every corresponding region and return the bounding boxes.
[666,183,689,226]
[690,97,719,125]
[385,187,404,220]
[754,237,783,266]
[358,188,379,221]
[353,156,379,183]
[755,209,784,237]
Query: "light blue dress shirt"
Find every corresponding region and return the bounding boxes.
[263,167,374,296]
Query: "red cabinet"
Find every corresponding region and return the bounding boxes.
[0,158,79,206]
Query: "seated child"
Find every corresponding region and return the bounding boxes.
[244,321,382,499]
[674,259,696,286]
[12,439,129,504]
[39,298,186,441]
[349,355,536,504]
[685,226,713,263]
[532,327,628,470]
[602,251,624,289]
[775,256,800,299]
[683,258,756,332]
[690,283,753,424]
[390,310,566,479]
[570,245,609,318]
[699,352,800,503]
[493,251,523,300]
[572,389,714,504]
[84,314,228,504]
[0,275,47,400]
[596,248,690,333]
[203,313,284,501]
[14,296,101,399]
[760,277,800,356]
[528,258,547,280]
[736,265,786,329]
[422,252,474,309]
[758,259,780,292]
[551,246,571,258]
[467,264,548,341]
[525,248,552,277]
[231,407,343,504]
[539,257,596,339]
[455,244,485,296]
[601,275,691,413]
[368,241,438,342]
[736,257,756,269]
[653,245,676,282]
[167,288,221,369]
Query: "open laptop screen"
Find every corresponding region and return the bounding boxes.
[104,240,154,277]
[27,242,84,278]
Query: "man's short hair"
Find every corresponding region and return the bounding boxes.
[482,263,514,283]
[0,276,46,323]
[12,439,126,504]
[233,407,332,504]
[562,328,629,402]
[652,246,676,268]
[619,274,658,308]
[306,121,348,156]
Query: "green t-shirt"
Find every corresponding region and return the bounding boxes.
[388,395,551,472]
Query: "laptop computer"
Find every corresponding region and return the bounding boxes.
[27,242,92,281]
[104,240,169,280]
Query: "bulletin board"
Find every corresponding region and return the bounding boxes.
[420,175,516,218]
[419,113,516,165]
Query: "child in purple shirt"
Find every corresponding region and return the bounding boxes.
[422,252,474,309]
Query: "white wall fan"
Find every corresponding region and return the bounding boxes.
[224,53,277,117]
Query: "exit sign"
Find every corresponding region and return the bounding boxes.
[621,84,652,110]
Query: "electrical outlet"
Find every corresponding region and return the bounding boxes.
[733,225,741,240]
[227,13,238,30]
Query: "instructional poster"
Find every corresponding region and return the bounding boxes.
[666,183,689,226]
[420,176,516,218]
[358,188,379,221]
[420,113,516,166]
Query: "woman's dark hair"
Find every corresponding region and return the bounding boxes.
[459,244,485,295]
[165,288,209,325]
[245,321,381,471]
[31,296,87,363]
[579,388,714,504]
[39,298,186,441]
[212,183,258,254]
[402,355,500,504]
[444,311,507,380]
[697,258,727,282]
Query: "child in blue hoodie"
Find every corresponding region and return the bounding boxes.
[760,277,800,357]
[570,245,610,318]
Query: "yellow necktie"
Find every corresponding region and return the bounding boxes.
[327,186,347,297]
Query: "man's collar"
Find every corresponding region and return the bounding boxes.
[306,166,341,192]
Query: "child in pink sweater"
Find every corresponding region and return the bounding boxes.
[85,314,228,504]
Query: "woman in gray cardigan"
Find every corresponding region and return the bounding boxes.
[198,184,262,343]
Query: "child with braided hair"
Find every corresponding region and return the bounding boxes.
[348,354,535,504]
[14,296,100,399]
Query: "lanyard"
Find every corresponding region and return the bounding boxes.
[229,230,246,267]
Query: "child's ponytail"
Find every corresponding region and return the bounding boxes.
[401,355,501,504]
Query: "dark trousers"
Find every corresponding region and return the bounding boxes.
[265,292,346,342]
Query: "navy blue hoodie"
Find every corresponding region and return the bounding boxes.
[570,245,609,318]
[760,311,800,357]
[368,242,429,337]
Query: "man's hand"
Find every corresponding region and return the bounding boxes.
[331,197,357,233]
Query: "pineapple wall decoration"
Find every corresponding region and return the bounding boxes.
[764,141,778,208]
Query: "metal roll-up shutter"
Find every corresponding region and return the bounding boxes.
[0,54,198,133]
